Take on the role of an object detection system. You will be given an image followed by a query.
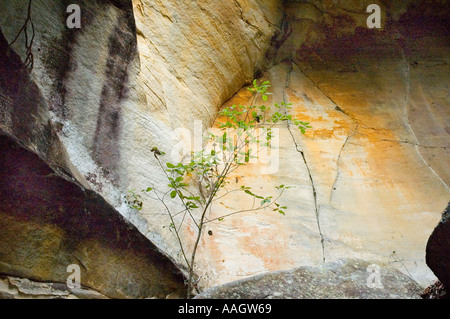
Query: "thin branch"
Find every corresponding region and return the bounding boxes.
[9,0,35,70]
[154,154,199,229]
[151,189,191,271]
[212,188,243,202]
[187,151,235,297]
[204,189,286,224]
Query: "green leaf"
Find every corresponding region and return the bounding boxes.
[244,189,264,199]
[170,190,177,198]
[262,94,268,101]
[261,196,272,205]
[187,202,199,209]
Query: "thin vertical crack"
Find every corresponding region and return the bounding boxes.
[329,125,359,204]
[292,60,376,131]
[284,62,326,263]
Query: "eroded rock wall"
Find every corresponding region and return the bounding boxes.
[0,0,448,297]
[191,1,449,289]
[0,275,108,299]
[0,0,285,257]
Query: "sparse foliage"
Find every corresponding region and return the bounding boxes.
[126,79,311,298]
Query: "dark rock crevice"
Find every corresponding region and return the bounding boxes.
[0,133,186,298]
[426,202,450,298]
[0,27,68,172]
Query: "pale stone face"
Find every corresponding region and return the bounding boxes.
[193,52,449,289]
[175,2,450,290]
[0,0,448,297]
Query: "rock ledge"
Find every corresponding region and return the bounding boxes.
[194,259,422,299]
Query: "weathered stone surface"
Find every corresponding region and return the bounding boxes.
[277,1,449,59]
[194,259,423,299]
[0,275,108,299]
[190,3,449,290]
[133,0,283,128]
[426,202,450,290]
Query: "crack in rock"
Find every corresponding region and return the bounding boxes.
[329,124,359,204]
[284,61,326,263]
[292,60,376,131]
[293,58,449,194]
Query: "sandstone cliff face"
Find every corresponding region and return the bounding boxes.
[191,1,450,290]
[0,0,448,297]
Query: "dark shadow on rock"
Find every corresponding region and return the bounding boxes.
[0,133,186,298]
[426,202,450,298]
